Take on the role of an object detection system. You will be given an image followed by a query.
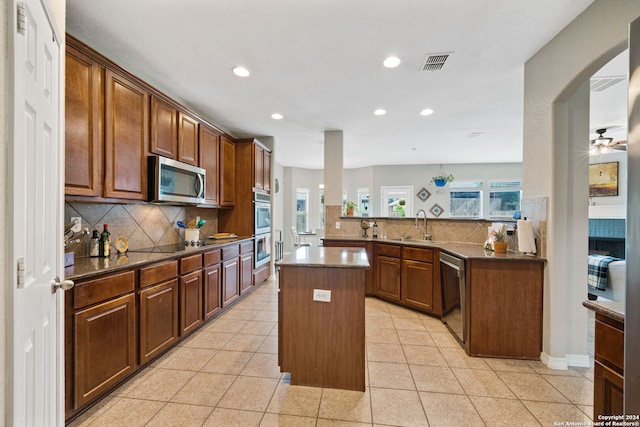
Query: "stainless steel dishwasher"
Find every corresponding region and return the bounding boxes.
[440,252,466,345]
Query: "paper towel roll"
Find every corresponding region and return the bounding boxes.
[517,219,536,254]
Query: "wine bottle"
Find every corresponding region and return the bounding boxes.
[99,224,110,257]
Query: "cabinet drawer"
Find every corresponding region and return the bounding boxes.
[74,270,136,309]
[222,244,240,260]
[377,243,401,258]
[403,247,433,262]
[204,249,222,266]
[240,241,253,254]
[595,317,624,372]
[139,260,178,288]
[180,254,203,274]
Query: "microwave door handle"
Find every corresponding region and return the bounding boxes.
[195,174,204,198]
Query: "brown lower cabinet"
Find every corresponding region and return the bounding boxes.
[180,254,204,335]
[139,260,179,365]
[593,313,624,417]
[240,242,254,294]
[73,291,136,409]
[376,243,402,301]
[66,239,263,421]
[222,245,240,307]
[203,249,222,319]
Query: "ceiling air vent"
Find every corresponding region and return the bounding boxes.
[590,76,626,92]
[420,52,452,71]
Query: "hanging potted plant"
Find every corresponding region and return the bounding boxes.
[345,201,357,216]
[431,164,455,187]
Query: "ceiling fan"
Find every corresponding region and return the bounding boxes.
[590,128,627,154]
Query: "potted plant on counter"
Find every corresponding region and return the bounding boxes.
[345,201,357,216]
[492,228,508,253]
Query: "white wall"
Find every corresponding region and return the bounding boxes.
[523,0,640,368]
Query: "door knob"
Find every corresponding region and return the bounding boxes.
[51,276,74,294]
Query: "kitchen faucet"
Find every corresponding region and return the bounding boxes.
[415,209,431,240]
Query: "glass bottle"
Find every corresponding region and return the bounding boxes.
[99,224,110,258]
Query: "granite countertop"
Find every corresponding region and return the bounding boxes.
[276,247,370,268]
[322,236,546,262]
[582,300,625,323]
[65,236,254,281]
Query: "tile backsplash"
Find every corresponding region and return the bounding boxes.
[65,202,218,257]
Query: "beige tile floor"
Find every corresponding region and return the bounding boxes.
[69,277,595,427]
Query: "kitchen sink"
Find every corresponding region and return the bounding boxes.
[388,238,446,244]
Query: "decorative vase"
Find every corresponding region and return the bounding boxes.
[346,208,354,216]
[493,241,508,253]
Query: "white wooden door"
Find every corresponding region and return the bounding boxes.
[8,0,65,425]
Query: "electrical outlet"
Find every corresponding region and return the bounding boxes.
[335,222,340,230]
[70,217,81,233]
[313,289,331,303]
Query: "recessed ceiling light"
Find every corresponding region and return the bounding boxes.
[271,113,283,120]
[383,56,401,68]
[232,66,250,77]
[420,109,434,116]
[374,109,387,116]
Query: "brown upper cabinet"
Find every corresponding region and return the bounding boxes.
[104,69,149,200]
[178,112,199,166]
[219,135,236,207]
[64,45,103,197]
[199,124,221,206]
[253,143,271,193]
[65,35,236,204]
[150,96,178,159]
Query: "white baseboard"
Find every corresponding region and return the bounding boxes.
[540,352,592,369]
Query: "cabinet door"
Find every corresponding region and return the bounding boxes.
[178,111,199,166]
[219,135,236,206]
[74,293,136,409]
[254,144,264,190]
[377,255,401,301]
[203,264,222,319]
[594,361,624,417]
[139,279,179,365]
[240,252,254,294]
[199,125,221,206]
[402,259,434,312]
[150,96,178,159]
[65,45,103,197]
[263,150,271,192]
[222,257,240,307]
[180,270,203,336]
[104,69,149,200]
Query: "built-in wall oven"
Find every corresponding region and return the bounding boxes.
[254,192,271,268]
[440,252,466,345]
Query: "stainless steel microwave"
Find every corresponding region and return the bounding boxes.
[148,155,206,204]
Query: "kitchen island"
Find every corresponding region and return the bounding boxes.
[277,247,369,391]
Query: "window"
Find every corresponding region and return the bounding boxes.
[296,189,309,232]
[358,188,370,217]
[449,181,482,218]
[381,186,413,217]
[489,180,522,219]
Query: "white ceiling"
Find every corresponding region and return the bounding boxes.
[66,0,625,169]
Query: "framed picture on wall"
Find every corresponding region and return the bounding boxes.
[589,161,619,197]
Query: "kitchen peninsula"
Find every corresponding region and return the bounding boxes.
[277,247,369,391]
[323,236,546,360]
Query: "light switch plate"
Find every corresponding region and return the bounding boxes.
[335,222,340,230]
[313,289,331,303]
